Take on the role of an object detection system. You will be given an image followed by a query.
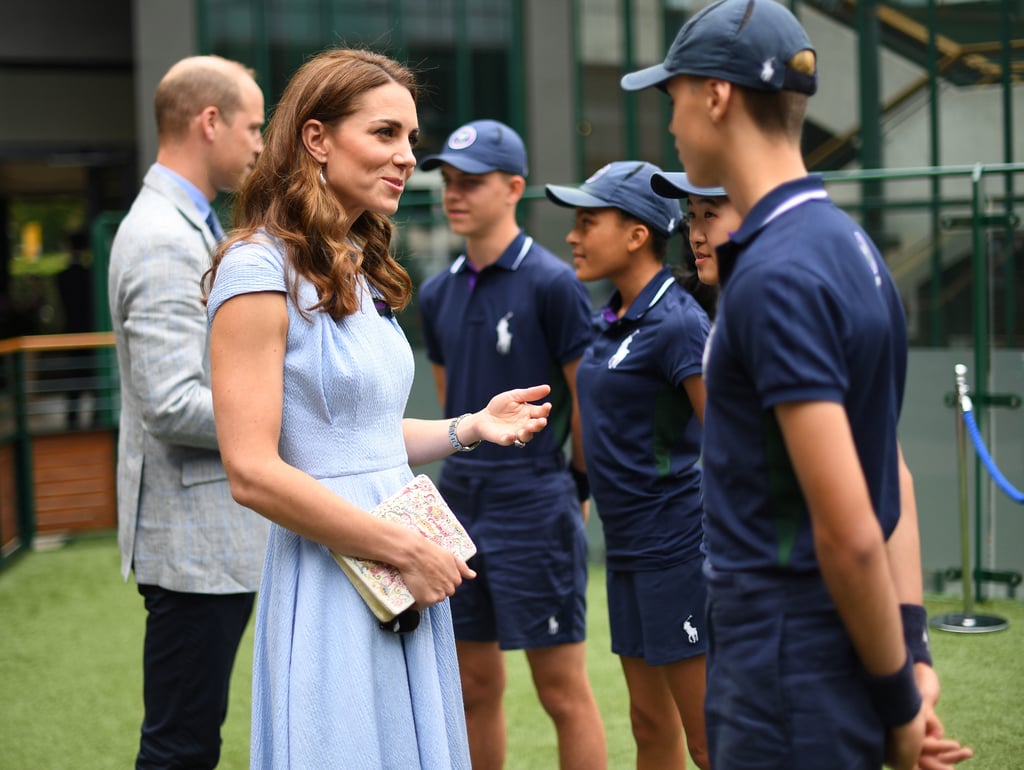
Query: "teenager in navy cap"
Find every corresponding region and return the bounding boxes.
[417,119,607,769]
[651,171,738,292]
[547,160,712,769]
[623,2,972,769]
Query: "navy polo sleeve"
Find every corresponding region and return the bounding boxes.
[660,295,710,388]
[734,264,848,409]
[539,267,594,366]
[417,273,444,366]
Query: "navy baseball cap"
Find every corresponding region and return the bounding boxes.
[545,161,682,238]
[419,119,528,177]
[620,0,817,95]
[650,171,726,200]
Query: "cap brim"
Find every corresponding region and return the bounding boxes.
[620,63,673,92]
[419,153,503,174]
[544,184,615,210]
[650,172,726,199]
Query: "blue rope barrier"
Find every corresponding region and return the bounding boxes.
[962,410,1024,504]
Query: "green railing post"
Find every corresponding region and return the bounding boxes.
[926,0,942,346]
[90,212,124,430]
[622,0,638,160]
[454,0,471,126]
[572,0,586,180]
[1000,0,1015,347]
[660,3,680,169]
[856,0,884,246]
[12,350,34,552]
[390,0,407,62]
[90,212,122,334]
[251,0,270,101]
[196,0,207,53]
[509,1,526,140]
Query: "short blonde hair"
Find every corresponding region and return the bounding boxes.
[154,55,256,141]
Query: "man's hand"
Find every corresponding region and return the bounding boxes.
[886,709,926,770]
[914,664,973,769]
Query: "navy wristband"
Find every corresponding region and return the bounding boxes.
[900,603,933,667]
[866,653,922,728]
[570,466,590,503]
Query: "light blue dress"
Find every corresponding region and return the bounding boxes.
[207,236,470,769]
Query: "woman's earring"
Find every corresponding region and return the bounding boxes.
[319,166,327,185]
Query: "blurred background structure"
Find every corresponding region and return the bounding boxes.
[0,0,1021,601]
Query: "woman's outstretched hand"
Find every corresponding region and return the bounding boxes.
[463,384,552,448]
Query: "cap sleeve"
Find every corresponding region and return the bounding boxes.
[207,238,287,325]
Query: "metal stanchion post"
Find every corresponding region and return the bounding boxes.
[931,364,1008,633]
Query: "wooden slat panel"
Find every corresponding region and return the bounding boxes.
[32,431,116,533]
[0,444,18,551]
[33,465,113,484]
[35,478,112,497]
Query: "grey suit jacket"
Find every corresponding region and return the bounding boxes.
[108,164,268,593]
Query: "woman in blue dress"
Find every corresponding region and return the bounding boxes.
[205,48,552,769]
[546,161,713,770]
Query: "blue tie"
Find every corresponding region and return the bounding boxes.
[206,210,225,243]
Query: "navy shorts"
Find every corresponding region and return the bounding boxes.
[704,568,886,770]
[607,554,708,665]
[440,461,589,650]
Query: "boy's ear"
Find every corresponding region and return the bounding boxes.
[507,173,527,200]
[706,79,734,124]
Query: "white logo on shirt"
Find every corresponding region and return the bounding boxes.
[702,322,716,375]
[853,230,882,288]
[608,330,639,369]
[683,614,699,644]
[496,312,513,354]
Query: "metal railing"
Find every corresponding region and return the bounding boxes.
[0,332,119,567]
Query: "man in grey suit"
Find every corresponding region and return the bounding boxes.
[108,55,269,769]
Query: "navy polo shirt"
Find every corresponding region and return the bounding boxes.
[419,230,594,467]
[702,175,908,576]
[576,267,710,570]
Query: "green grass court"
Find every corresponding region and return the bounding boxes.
[1,533,1021,769]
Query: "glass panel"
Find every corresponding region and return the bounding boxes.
[202,0,259,71]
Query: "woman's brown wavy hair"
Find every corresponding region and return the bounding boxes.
[206,48,416,318]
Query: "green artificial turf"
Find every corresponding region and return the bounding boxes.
[1,533,1021,769]
[0,535,252,770]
